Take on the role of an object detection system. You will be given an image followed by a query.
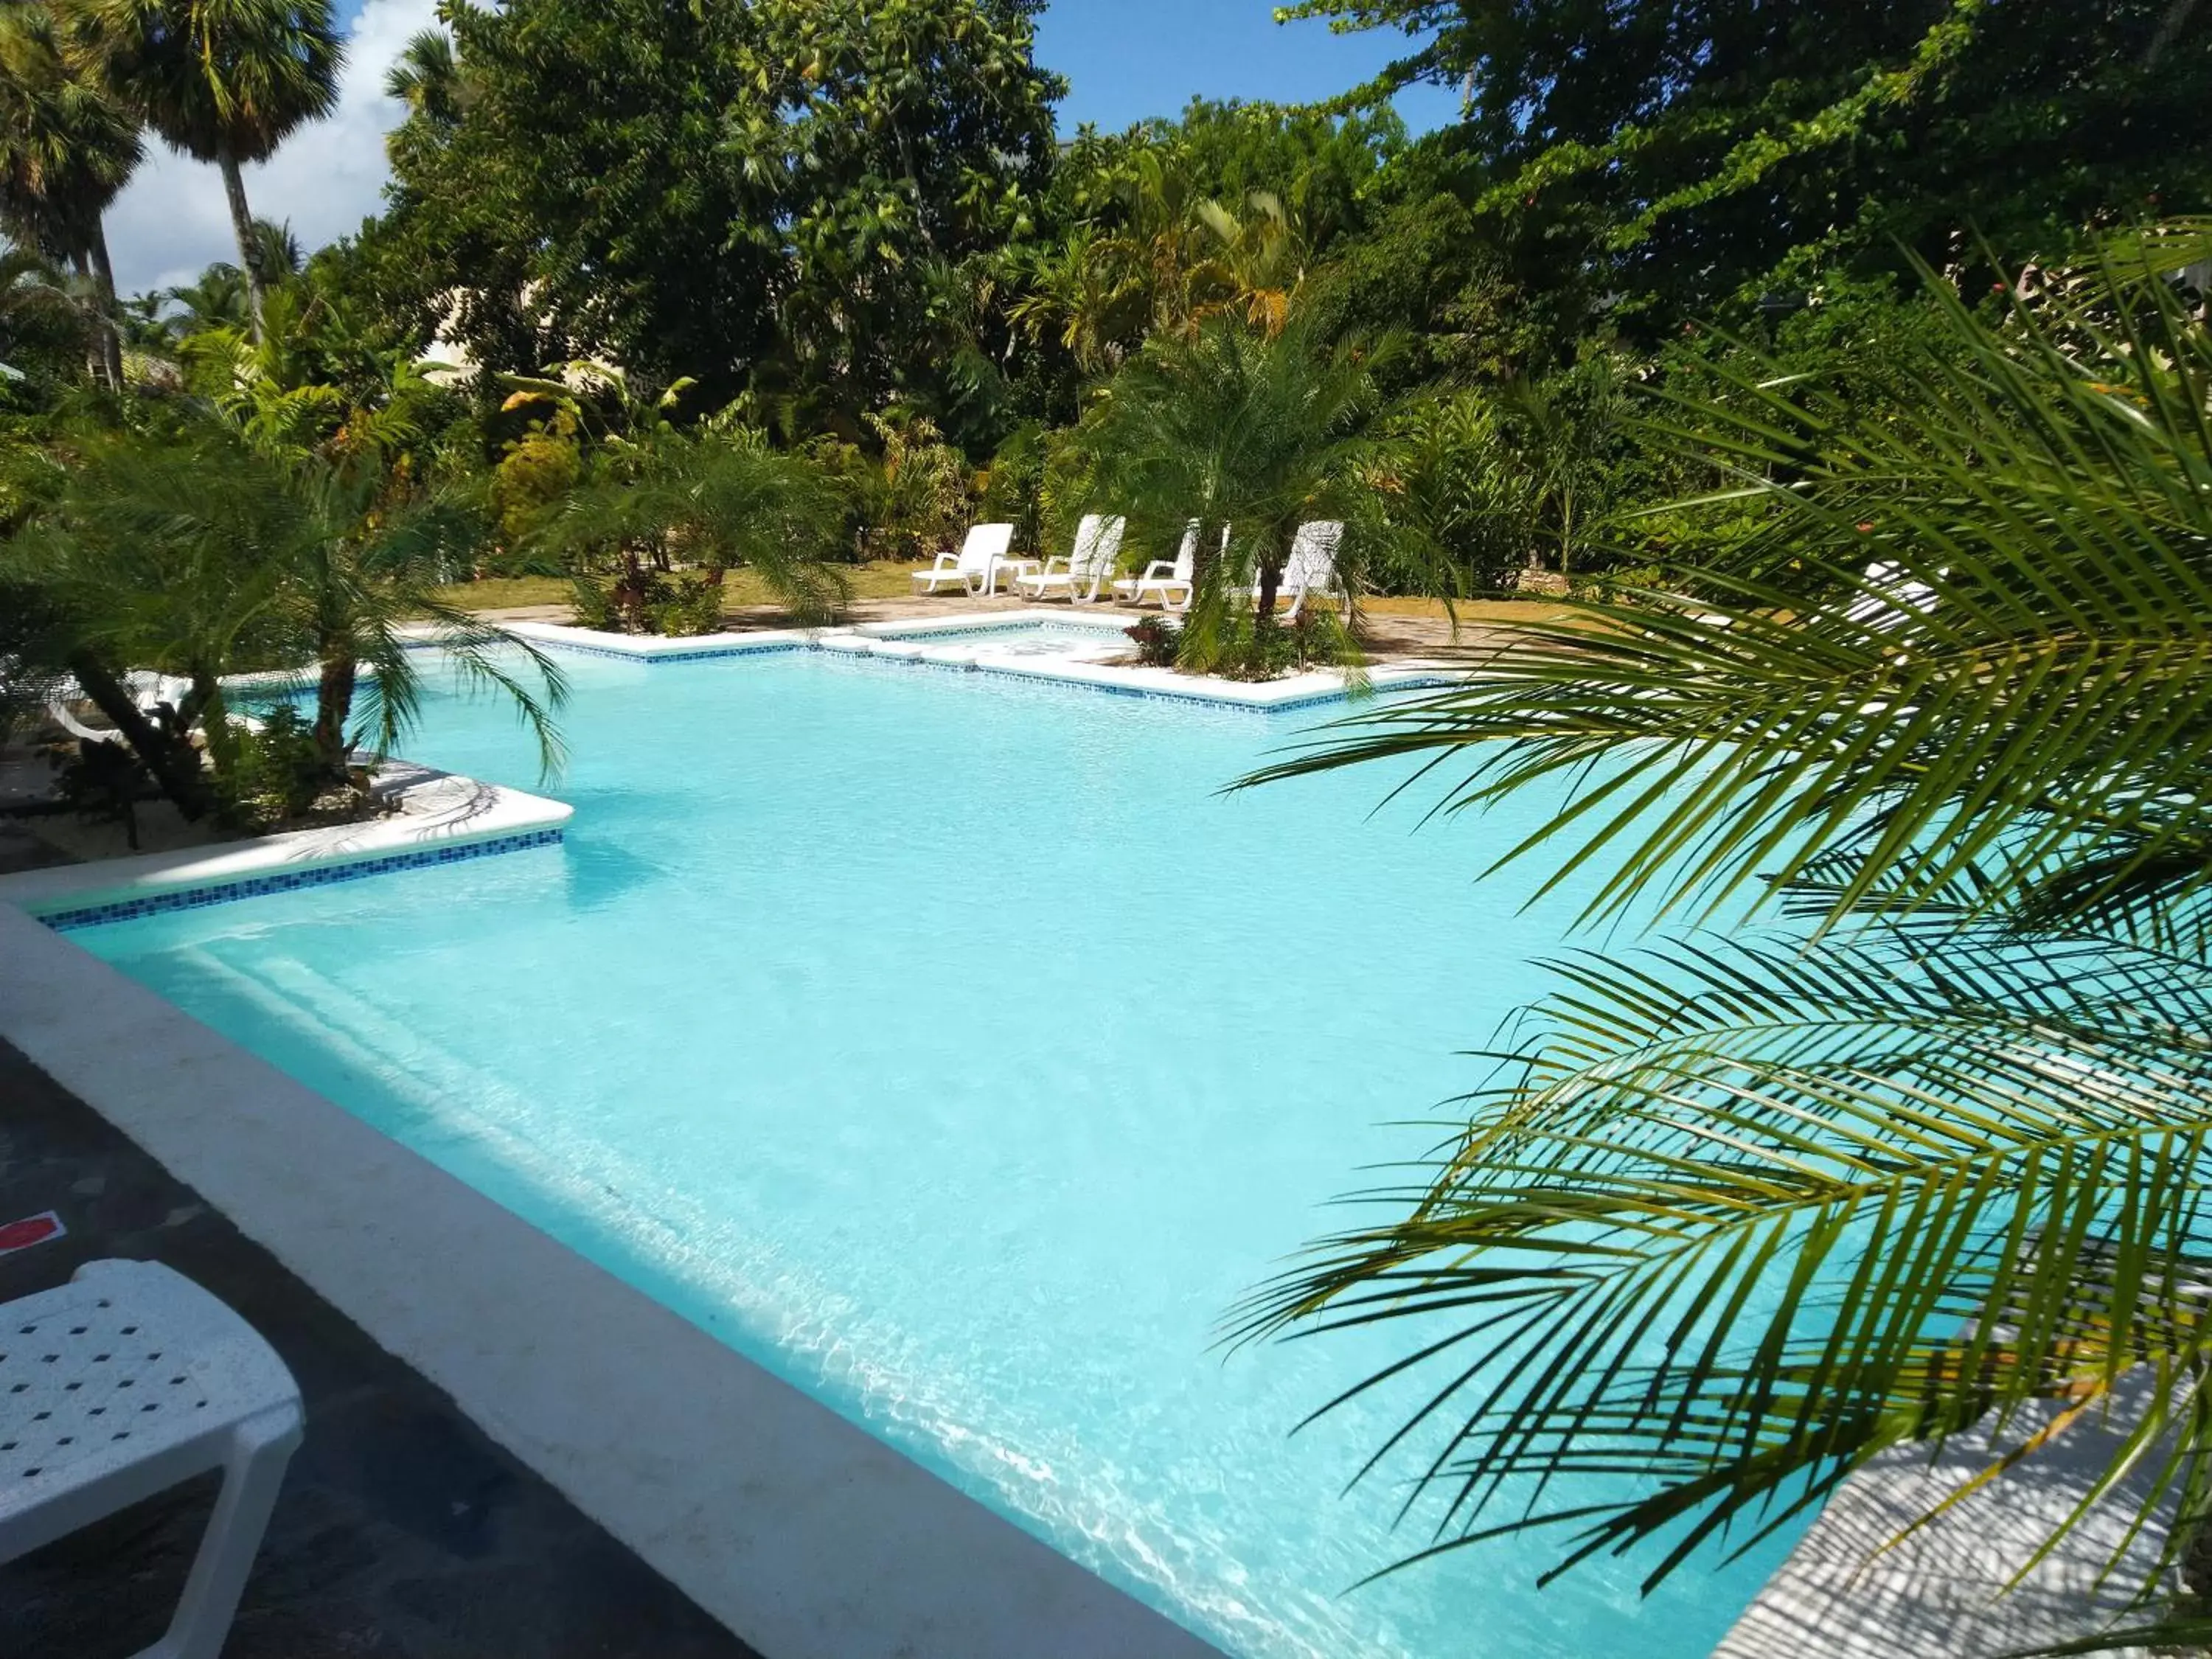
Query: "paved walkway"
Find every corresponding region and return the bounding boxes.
[0,1039,760,1659]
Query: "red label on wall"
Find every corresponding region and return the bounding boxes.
[0,1212,64,1256]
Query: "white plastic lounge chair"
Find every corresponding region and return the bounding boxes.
[1112,521,1217,613]
[1844,560,1939,630]
[1015,514,1126,603]
[44,670,182,745]
[45,692,125,745]
[911,523,1016,597]
[0,1259,304,1659]
[1268,521,1346,620]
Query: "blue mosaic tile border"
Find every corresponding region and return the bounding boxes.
[37,827,566,933]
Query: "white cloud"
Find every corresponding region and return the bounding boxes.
[104,0,440,296]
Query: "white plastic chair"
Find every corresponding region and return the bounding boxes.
[911,524,1017,597]
[1113,521,1218,613]
[1015,514,1126,603]
[44,671,188,746]
[45,694,125,746]
[0,1259,304,1659]
[1269,521,1345,621]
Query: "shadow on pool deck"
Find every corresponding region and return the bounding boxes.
[0,1038,765,1659]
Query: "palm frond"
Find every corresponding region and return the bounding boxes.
[1232,919,2212,1595]
[1245,239,2212,941]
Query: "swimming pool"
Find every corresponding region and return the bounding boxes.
[64,649,1800,1658]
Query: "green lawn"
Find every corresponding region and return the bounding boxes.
[431,561,941,614]
[434,567,1589,630]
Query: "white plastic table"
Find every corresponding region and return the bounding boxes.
[0,1259,303,1659]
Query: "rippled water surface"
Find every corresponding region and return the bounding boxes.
[75,650,1801,1658]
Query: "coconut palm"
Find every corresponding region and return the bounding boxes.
[0,3,140,388]
[58,0,342,330]
[1231,226,2212,1642]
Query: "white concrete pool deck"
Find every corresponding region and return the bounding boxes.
[1717,1369,2183,1657]
[498,608,1464,709]
[0,759,571,923]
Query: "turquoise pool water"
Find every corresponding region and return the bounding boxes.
[72,650,1801,1658]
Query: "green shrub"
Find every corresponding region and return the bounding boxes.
[569,575,622,630]
[1125,614,1179,666]
[212,703,330,829]
[1205,605,1363,682]
[649,574,724,636]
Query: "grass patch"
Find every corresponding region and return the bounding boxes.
[1358,594,1595,630]
[429,568,1595,635]
[431,562,939,616]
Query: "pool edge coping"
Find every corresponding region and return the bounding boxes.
[501,611,1466,711]
[0,762,575,924]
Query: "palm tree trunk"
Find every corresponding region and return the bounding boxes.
[312,649,357,779]
[85,223,124,392]
[1192,515,1222,593]
[66,251,102,389]
[216,143,267,335]
[64,651,211,820]
[1255,557,1283,620]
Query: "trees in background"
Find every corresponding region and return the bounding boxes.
[57,0,342,329]
[0,3,137,387]
[1285,0,2212,344]
[370,0,1062,437]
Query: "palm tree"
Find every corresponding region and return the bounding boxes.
[4,426,295,808]
[532,421,853,634]
[188,284,568,782]
[383,27,461,128]
[58,0,343,330]
[0,2,140,388]
[287,463,569,787]
[1231,227,2212,1644]
[248,214,298,282]
[7,419,567,807]
[1074,311,1385,672]
[161,258,247,335]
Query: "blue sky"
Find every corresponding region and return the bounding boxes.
[109,0,1453,294]
[1034,0,1456,133]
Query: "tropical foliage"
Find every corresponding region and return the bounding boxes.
[2,0,2212,1642]
[1234,229,2212,1639]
